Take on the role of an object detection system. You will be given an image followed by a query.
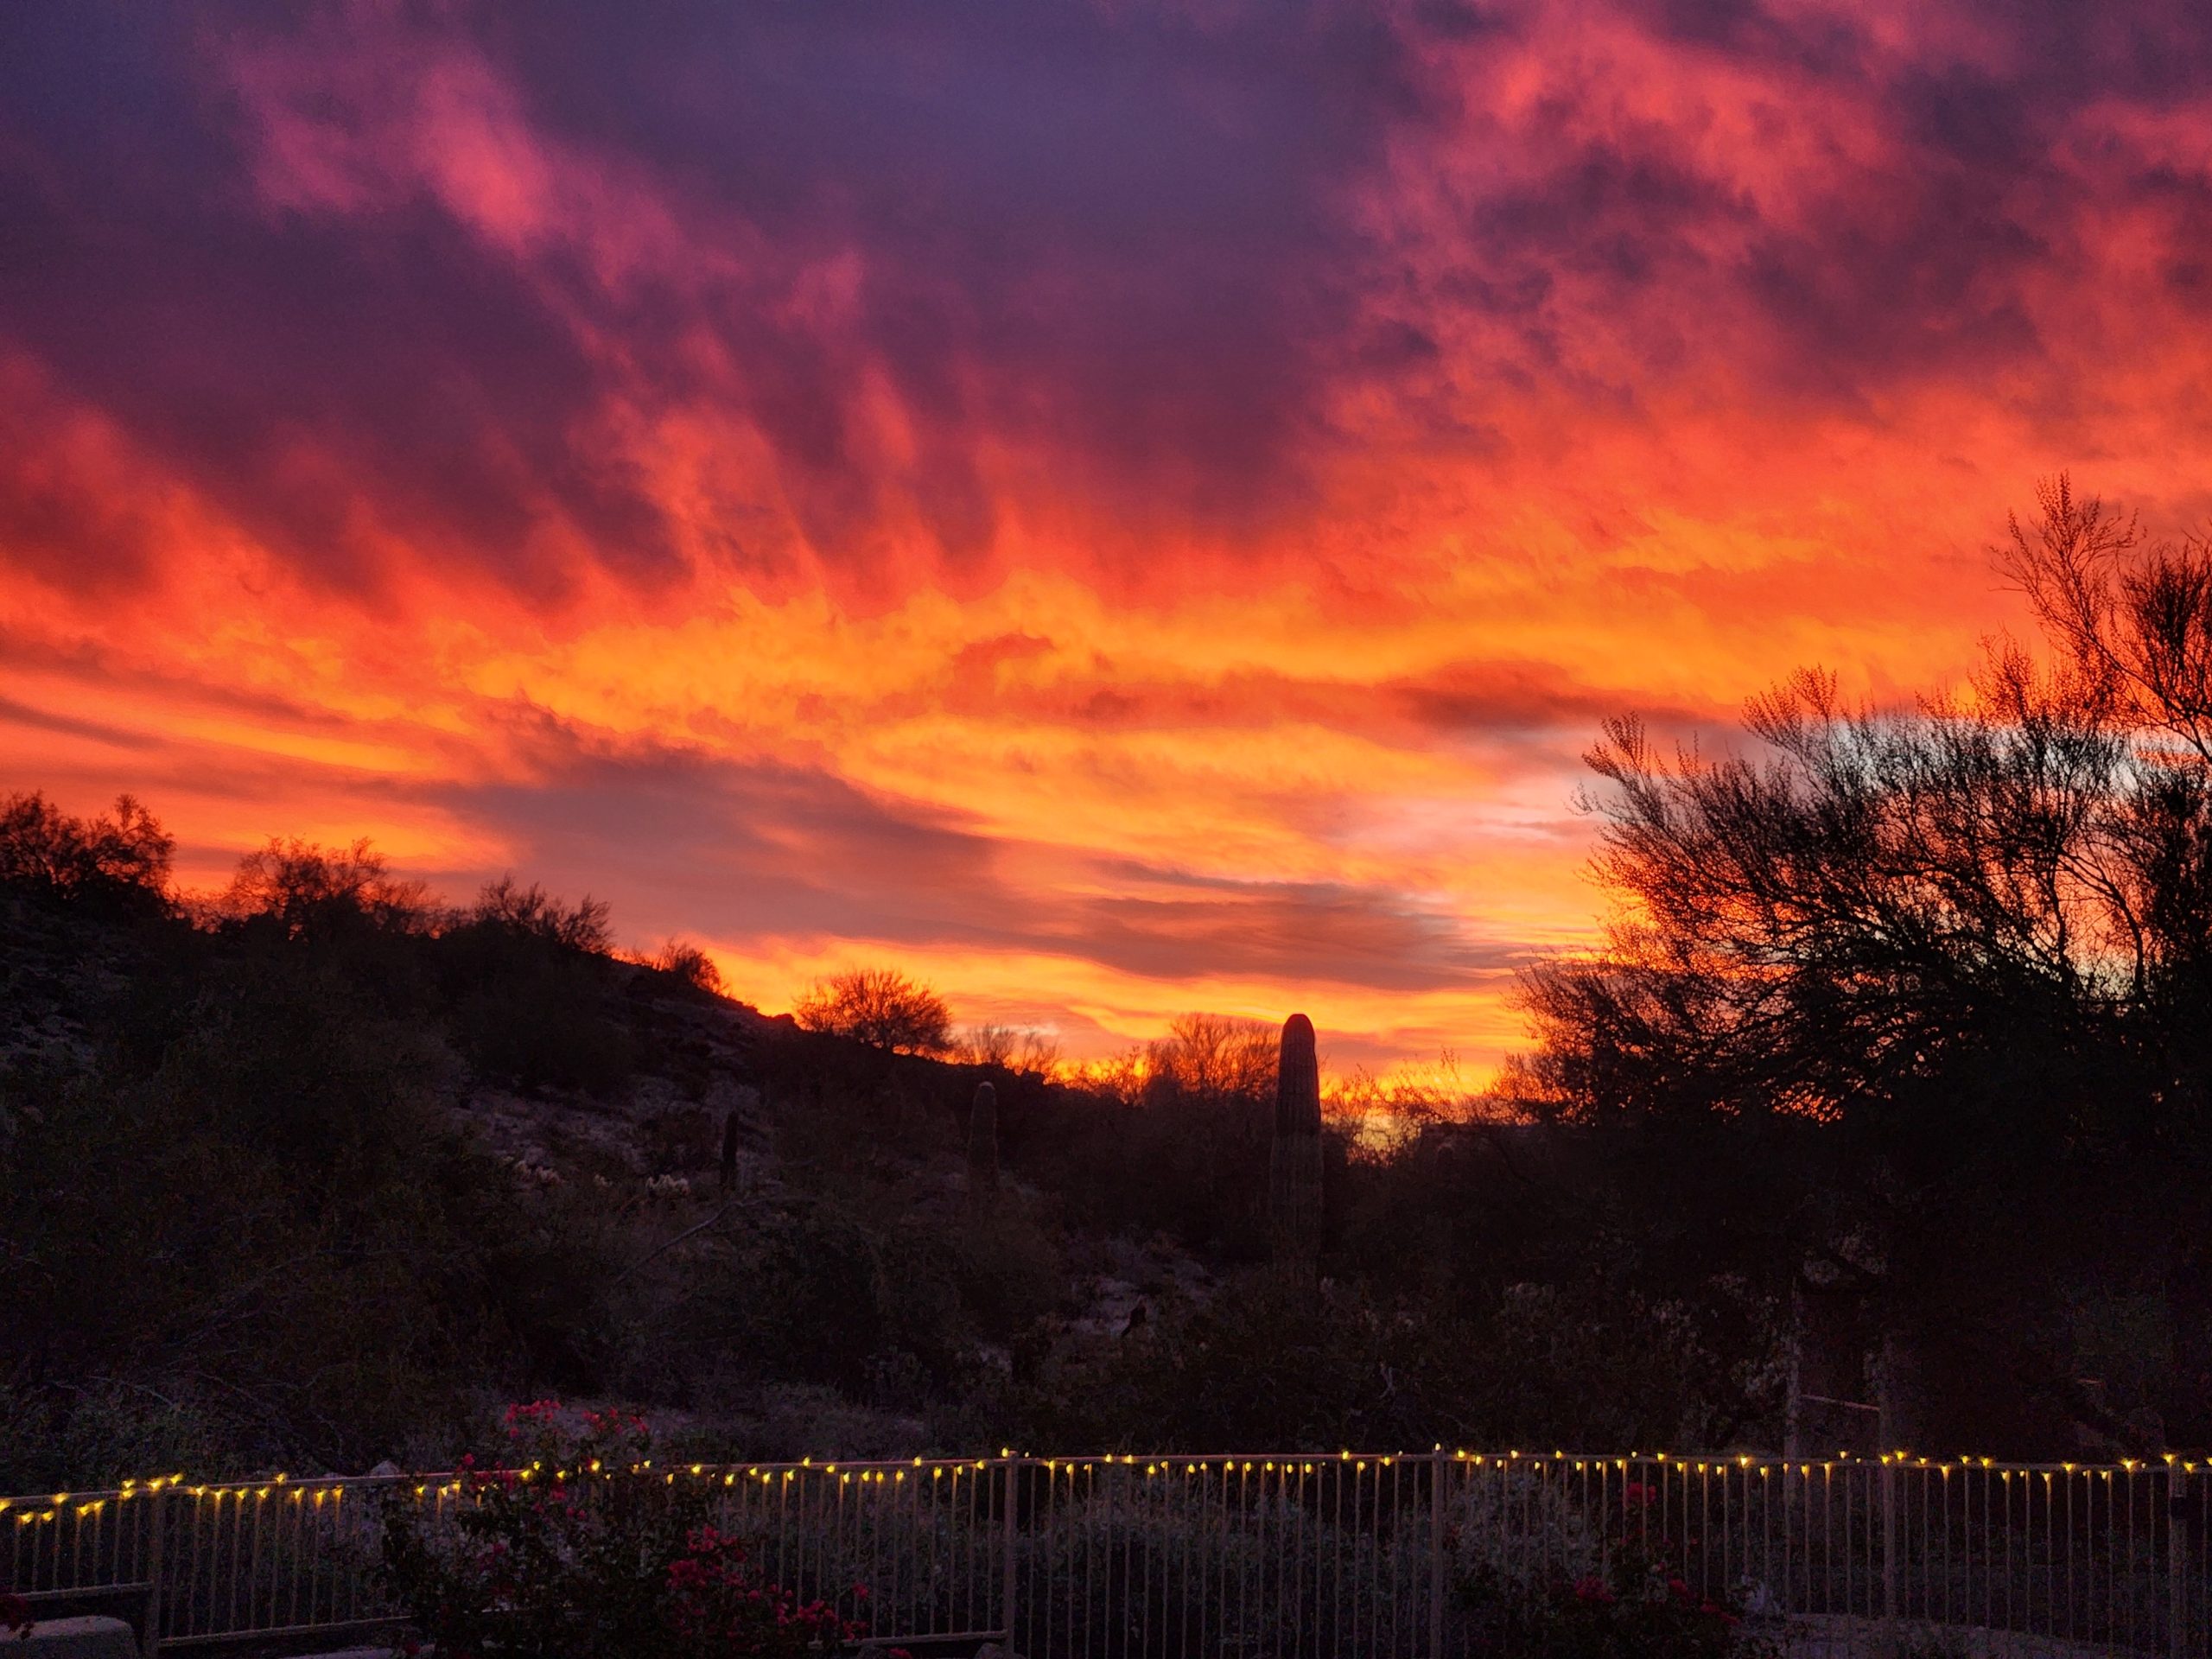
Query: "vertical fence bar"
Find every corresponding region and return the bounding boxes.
[1882,1455,1898,1647]
[2177,1463,2190,1659]
[1429,1449,1445,1659]
[140,1487,165,1659]
[1001,1457,1019,1650]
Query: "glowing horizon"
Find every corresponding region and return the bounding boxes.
[8,3,2212,1077]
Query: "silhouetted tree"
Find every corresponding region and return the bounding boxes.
[1510,477,2212,1450]
[793,967,952,1054]
[1144,1013,1275,1108]
[0,791,172,913]
[221,836,432,941]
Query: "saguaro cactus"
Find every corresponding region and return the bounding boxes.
[1270,1013,1324,1282]
[967,1079,1000,1208]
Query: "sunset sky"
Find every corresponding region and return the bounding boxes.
[8,2,2212,1076]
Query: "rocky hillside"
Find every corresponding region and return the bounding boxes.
[0,812,1233,1486]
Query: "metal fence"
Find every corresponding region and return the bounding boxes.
[8,1452,2209,1658]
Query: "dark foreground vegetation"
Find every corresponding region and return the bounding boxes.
[5,481,2212,1491]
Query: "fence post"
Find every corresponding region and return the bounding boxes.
[1430,1448,1446,1659]
[141,1486,166,1659]
[1881,1456,1897,1639]
[2173,1463,2190,1659]
[1001,1457,1019,1651]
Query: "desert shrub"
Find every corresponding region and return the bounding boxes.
[652,939,725,995]
[1450,1475,1768,1659]
[427,876,635,1096]
[641,1104,718,1173]
[469,876,613,952]
[151,955,454,1185]
[1006,1478,1422,1659]
[997,1274,1497,1452]
[951,1201,1065,1339]
[1015,1088,1264,1258]
[440,932,636,1097]
[728,1206,894,1393]
[767,1058,946,1173]
[0,1381,230,1496]
[953,1025,1060,1075]
[1011,1021,1285,1260]
[221,837,433,943]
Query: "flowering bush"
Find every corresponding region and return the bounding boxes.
[378,1403,880,1659]
[1515,1556,1763,1659]
[664,1526,868,1656]
[1,1588,33,1640]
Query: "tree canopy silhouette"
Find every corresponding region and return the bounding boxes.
[1507,478,2212,1449]
[0,791,172,915]
[792,967,952,1054]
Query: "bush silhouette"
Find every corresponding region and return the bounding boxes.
[0,791,172,915]
[792,966,951,1053]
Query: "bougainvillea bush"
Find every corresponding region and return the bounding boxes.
[377,1403,879,1659]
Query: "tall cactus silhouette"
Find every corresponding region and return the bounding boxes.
[1270,1013,1323,1282]
[967,1079,1000,1209]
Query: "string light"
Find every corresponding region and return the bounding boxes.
[43,1442,2212,1526]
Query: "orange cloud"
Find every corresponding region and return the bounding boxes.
[6,0,2212,1077]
